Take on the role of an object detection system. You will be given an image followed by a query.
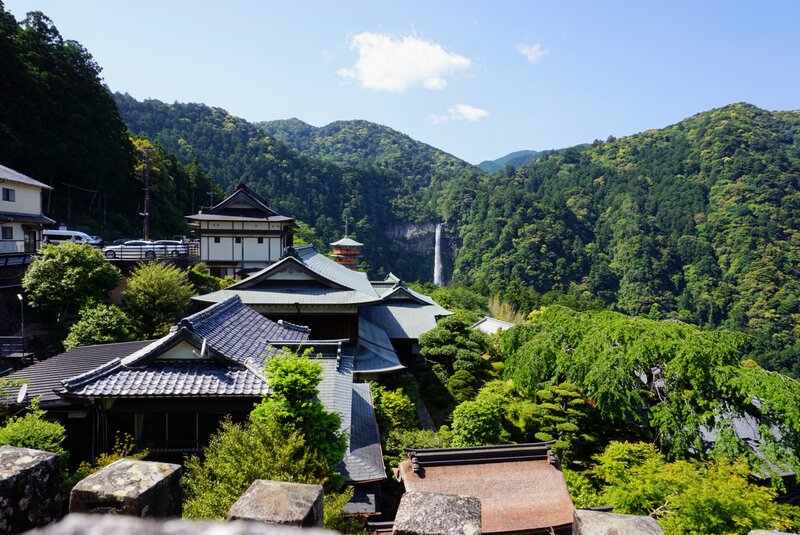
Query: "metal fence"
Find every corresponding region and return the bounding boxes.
[102,243,200,261]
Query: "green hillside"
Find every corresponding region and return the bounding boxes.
[445,103,800,374]
[478,149,543,173]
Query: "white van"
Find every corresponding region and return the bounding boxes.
[43,229,102,246]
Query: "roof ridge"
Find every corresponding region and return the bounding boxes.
[276,319,311,333]
[61,358,123,390]
[180,295,242,329]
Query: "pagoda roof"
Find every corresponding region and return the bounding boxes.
[331,237,364,247]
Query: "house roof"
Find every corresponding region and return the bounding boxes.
[362,302,443,340]
[397,443,574,534]
[470,316,515,335]
[3,340,152,405]
[337,383,386,483]
[194,245,382,307]
[60,296,309,398]
[0,211,55,225]
[351,318,405,374]
[0,163,52,189]
[186,213,294,223]
[331,237,364,247]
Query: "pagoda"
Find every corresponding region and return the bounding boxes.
[330,236,363,270]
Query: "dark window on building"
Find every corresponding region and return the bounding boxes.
[1,227,12,240]
[2,188,14,202]
[257,237,264,244]
[214,237,221,243]
[235,237,241,244]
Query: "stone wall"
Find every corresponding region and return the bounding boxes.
[0,445,61,535]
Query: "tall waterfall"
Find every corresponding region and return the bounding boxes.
[433,223,443,286]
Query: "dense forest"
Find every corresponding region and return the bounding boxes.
[114,94,463,280]
[443,103,800,375]
[0,5,216,239]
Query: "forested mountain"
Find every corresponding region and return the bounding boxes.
[0,6,209,239]
[477,149,543,173]
[114,94,446,280]
[258,117,475,188]
[444,103,800,374]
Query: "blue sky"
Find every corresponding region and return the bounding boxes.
[6,1,800,164]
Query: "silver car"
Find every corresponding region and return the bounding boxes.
[102,240,165,260]
[153,240,190,257]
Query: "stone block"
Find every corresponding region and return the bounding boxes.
[574,510,664,535]
[394,492,481,535]
[748,531,798,535]
[0,445,61,535]
[69,459,181,517]
[227,480,324,527]
[19,513,337,535]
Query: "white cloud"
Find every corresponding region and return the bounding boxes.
[339,32,471,92]
[431,103,489,124]
[516,42,548,63]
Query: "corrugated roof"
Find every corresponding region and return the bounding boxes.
[3,340,152,404]
[0,163,52,189]
[398,443,574,533]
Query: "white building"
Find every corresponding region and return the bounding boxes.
[186,183,295,278]
[0,163,54,255]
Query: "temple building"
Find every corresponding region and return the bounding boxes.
[330,236,364,270]
[186,183,295,278]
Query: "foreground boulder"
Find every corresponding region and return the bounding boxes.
[393,492,481,535]
[0,445,60,535]
[20,514,336,535]
[227,480,324,527]
[574,510,663,535]
[69,459,181,517]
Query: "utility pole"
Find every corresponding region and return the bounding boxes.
[207,190,216,208]
[141,147,152,240]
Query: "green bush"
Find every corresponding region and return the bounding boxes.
[0,400,67,465]
[63,303,135,350]
[122,262,194,337]
[450,399,507,447]
[371,384,418,432]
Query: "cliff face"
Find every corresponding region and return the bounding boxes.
[384,222,453,284]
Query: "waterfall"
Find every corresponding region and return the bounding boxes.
[433,223,443,286]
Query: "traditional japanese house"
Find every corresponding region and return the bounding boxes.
[0,163,54,255]
[186,183,295,278]
[5,296,387,512]
[397,443,575,534]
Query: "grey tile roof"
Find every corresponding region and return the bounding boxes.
[0,211,55,225]
[63,362,268,398]
[362,302,442,340]
[330,237,364,247]
[350,319,405,374]
[294,246,377,297]
[0,163,52,189]
[337,383,386,483]
[186,213,293,222]
[193,287,381,307]
[3,340,152,404]
[343,482,380,515]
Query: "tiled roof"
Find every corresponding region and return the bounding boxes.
[193,287,381,307]
[294,246,377,297]
[351,318,405,374]
[0,212,55,225]
[471,316,515,335]
[3,340,152,404]
[338,384,386,482]
[186,213,293,222]
[0,163,52,189]
[181,296,308,365]
[362,302,444,340]
[63,362,268,398]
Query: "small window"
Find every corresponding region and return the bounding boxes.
[2,188,14,202]
[235,237,241,244]
[257,237,264,244]
[213,237,221,244]
[1,227,12,240]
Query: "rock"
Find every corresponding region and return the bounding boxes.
[20,513,337,535]
[393,492,481,535]
[574,510,664,535]
[0,445,61,535]
[227,480,324,527]
[748,531,798,535]
[69,459,181,517]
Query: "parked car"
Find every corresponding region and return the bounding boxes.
[153,240,189,257]
[43,229,102,246]
[102,240,165,260]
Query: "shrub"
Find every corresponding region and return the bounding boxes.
[63,303,135,350]
[122,262,194,337]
